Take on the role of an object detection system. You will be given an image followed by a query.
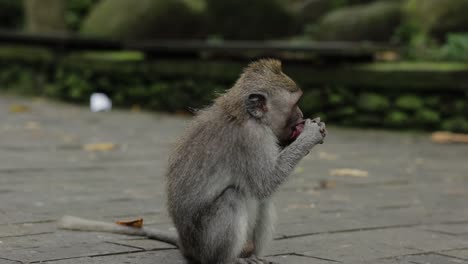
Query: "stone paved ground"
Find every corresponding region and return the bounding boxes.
[1,94,468,264]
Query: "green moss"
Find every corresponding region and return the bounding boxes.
[357,93,390,112]
[395,95,424,111]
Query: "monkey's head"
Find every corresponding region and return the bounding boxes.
[222,59,305,147]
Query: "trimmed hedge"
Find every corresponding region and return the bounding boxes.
[205,0,296,40]
[81,0,205,40]
[0,47,467,132]
[311,1,403,41]
[406,0,468,40]
[81,0,297,40]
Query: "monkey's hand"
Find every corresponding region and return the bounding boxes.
[312,117,327,142]
[296,117,326,149]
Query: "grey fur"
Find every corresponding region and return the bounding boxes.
[57,59,326,264]
[167,59,326,264]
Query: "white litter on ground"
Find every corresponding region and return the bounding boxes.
[90,93,112,112]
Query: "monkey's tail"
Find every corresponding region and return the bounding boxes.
[58,215,179,247]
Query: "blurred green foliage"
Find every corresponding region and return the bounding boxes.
[405,0,468,40]
[385,111,409,127]
[0,46,467,132]
[0,0,23,29]
[395,95,423,111]
[357,93,390,112]
[438,34,468,61]
[402,33,468,61]
[2,0,468,132]
[66,0,98,31]
[0,0,97,32]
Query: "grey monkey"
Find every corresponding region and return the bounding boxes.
[59,59,326,264]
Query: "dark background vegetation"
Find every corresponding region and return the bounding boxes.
[1,0,468,132]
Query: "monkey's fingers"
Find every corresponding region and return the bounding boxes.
[318,122,327,140]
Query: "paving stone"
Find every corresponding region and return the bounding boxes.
[269,228,468,262]
[0,258,21,264]
[0,222,55,238]
[40,249,185,264]
[444,249,468,261]
[0,231,139,262]
[108,237,176,250]
[268,254,336,263]
[401,253,468,264]
[1,95,468,263]
[421,223,468,236]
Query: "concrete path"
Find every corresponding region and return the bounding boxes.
[1,95,468,264]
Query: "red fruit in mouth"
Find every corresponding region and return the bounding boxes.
[290,120,305,140]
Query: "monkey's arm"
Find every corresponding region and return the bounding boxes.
[58,215,179,246]
[249,120,325,199]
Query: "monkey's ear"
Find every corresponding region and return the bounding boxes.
[246,92,267,119]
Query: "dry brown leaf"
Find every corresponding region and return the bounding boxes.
[376,51,399,61]
[131,105,141,113]
[83,142,117,152]
[431,131,468,144]
[317,179,337,190]
[319,152,338,161]
[116,218,143,228]
[329,169,369,177]
[25,121,40,130]
[9,104,31,113]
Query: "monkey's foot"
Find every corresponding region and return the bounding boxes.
[236,256,279,264]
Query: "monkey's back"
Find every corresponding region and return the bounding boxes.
[166,108,246,217]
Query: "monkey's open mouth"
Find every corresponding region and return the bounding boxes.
[290,121,305,140]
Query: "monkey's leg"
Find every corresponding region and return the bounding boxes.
[253,200,276,257]
[197,188,249,264]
